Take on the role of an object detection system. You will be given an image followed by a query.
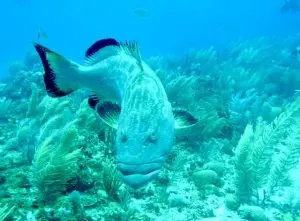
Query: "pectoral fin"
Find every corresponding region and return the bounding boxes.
[173,109,198,129]
[96,101,121,129]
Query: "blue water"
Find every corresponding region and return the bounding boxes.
[2,1,300,220]
[0,0,299,78]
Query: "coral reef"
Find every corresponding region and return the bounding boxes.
[1,35,300,220]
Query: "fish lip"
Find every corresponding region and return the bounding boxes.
[118,170,160,188]
[117,161,163,176]
[116,155,166,167]
[116,156,166,188]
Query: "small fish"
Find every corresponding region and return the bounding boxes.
[281,0,300,13]
[33,38,198,188]
[37,28,48,41]
[133,7,151,18]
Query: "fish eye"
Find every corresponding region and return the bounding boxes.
[148,133,157,143]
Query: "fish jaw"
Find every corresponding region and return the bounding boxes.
[117,156,166,188]
[115,132,173,188]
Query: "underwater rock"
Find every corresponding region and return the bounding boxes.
[224,194,240,211]
[192,169,221,189]
[204,161,226,177]
[238,205,269,221]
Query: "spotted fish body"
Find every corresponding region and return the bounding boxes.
[34,38,197,188]
[116,62,175,187]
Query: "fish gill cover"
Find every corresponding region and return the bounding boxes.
[0,0,300,220]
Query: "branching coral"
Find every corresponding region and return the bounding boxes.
[13,93,75,163]
[234,124,255,203]
[234,96,300,204]
[0,204,15,221]
[268,115,300,194]
[32,122,81,203]
[102,158,123,202]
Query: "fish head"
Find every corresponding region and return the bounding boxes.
[95,96,198,188]
[115,100,174,188]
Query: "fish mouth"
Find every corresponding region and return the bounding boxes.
[117,157,165,188]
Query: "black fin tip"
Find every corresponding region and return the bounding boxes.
[34,43,72,97]
[85,38,120,58]
[174,109,198,125]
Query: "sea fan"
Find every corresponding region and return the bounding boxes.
[32,122,80,203]
[268,115,300,193]
[234,96,300,204]
[234,124,254,203]
[0,204,15,221]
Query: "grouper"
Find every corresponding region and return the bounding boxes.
[34,38,198,188]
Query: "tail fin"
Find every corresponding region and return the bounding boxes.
[34,43,80,98]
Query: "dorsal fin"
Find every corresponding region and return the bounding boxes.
[85,38,119,57]
[84,38,120,66]
[120,41,143,71]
